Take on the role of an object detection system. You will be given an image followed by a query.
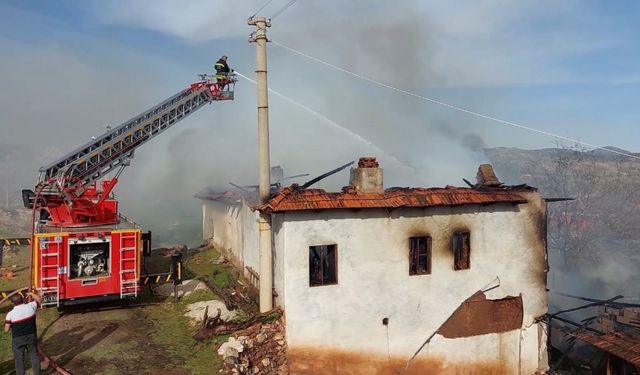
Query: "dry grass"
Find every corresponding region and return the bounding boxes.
[1,246,232,375]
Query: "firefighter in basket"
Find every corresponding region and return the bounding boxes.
[214,55,233,90]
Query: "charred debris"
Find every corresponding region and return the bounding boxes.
[544,293,640,374]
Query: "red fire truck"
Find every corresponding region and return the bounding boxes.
[22,73,237,307]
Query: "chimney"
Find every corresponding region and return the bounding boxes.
[476,164,502,187]
[270,166,284,184]
[350,157,383,193]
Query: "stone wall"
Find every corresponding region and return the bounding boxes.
[219,317,288,374]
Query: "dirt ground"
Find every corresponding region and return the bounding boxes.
[0,247,240,375]
[39,301,192,374]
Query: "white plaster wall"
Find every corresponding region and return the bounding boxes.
[202,200,233,251]
[240,202,260,275]
[202,203,209,240]
[228,205,243,264]
[202,199,260,282]
[273,196,548,373]
[272,213,286,307]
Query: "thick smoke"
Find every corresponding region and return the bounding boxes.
[0,1,624,247]
[487,148,640,319]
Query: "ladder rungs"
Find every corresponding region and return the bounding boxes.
[120,269,137,273]
[41,277,58,281]
[41,253,59,257]
[121,257,136,261]
[120,247,137,251]
[40,287,59,292]
[42,265,59,268]
[40,85,214,187]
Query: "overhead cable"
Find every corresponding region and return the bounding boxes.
[271,39,640,161]
[251,0,276,17]
[235,71,414,172]
[270,0,300,19]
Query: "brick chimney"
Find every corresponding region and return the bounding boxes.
[350,157,384,193]
[476,164,502,187]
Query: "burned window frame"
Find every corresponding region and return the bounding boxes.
[453,231,471,270]
[309,244,338,287]
[409,236,432,275]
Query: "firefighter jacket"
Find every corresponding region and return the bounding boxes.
[215,59,230,79]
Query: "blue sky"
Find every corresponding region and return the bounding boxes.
[2,1,640,242]
[2,1,639,154]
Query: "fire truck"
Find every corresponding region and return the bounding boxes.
[20,73,237,307]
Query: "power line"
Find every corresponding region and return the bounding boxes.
[251,0,276,17]
[235,71,414,172]
[271,39,640,161]
[270,0,300,20]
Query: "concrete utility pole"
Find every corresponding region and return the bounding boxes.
[248,16,273,312]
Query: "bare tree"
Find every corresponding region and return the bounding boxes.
[522,144,640,268]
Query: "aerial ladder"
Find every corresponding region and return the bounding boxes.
[19,73,237,306]
[23,73,237,228]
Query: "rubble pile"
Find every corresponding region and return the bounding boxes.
[200,271,255,313]
[218,314,288,374]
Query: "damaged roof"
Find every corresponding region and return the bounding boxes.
[195,189,257,206]
[571,331,640,365]
[258,185,529,213]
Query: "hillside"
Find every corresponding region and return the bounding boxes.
[485,146,640,301]
[0,208,31,237]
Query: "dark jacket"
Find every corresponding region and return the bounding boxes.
[215,59,230,74]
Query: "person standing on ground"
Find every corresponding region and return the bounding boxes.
[4,290,42,375]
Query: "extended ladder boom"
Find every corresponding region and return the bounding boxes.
[39,75,236,189]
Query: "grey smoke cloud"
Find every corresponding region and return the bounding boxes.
[0,1,627,245]
[432,121,487,155]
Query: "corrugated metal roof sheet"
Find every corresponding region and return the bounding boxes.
[195,189,257,205]
[258,185,529,213]
[571,331,640,365]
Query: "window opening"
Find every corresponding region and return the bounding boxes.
[309,245,337,286]
[453,232,470,270]
[409,236,431,275]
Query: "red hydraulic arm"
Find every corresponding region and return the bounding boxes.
[23,74,237,227]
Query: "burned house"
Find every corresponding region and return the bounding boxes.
[196,166,306,285]
[256,158,549,374]
[200,157,550,374]
[196,188,260,283]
